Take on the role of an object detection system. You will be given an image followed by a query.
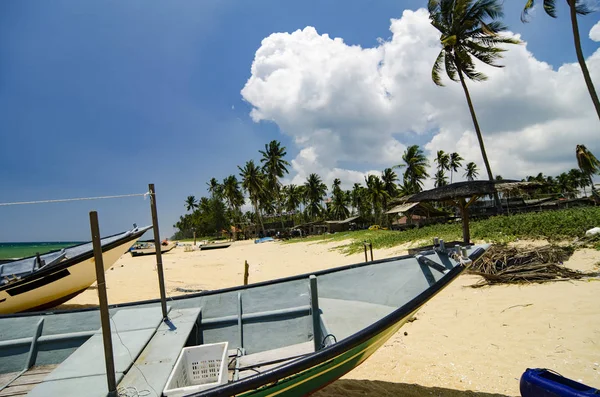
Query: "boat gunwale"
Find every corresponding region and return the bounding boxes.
[189,246,487,397]
[0,226,152,294]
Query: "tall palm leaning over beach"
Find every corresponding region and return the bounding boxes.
[575,144,600,192]
[395,145,430,194]
[429,0,520,203]
[522,0,600,123]
[238,160,266,235]
[464,161,479,181]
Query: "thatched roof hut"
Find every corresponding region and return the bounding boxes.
[406,181,540,243]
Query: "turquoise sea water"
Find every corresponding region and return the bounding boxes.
[0,242,83,260]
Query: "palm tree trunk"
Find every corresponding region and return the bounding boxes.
[253,199,265,235]
[457,68,501,208]
[568,0,600,122]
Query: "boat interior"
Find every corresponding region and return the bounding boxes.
[0,244,484,396]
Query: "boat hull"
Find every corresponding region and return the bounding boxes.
[130,242,176,257]
[0,239,141,314]
[237,309,416,397]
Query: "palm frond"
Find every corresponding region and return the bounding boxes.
[432,50,446,86]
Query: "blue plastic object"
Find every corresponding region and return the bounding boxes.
[520,368,599,397]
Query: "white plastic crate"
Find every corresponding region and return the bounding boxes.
[163,342,229,397]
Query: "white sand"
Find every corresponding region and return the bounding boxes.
[63,240,600,396]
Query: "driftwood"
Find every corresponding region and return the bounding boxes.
[468,244,597,288]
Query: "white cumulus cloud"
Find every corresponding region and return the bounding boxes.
[242,9,600,190]
[590,21,600,42]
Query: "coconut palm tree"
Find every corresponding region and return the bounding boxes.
[260,140,291,226]
[284,184,303,224]
[449,152,464,183]
[238,160,266,234]
[206,178,222,199]
[304,173,327,220]
[576,144,600,192]
[185,195,198,212]
[330,187,350,220]
[523,1,599,123]
[429,0,520,195]
[222,175,244,221]
[395,145,430,194]
[365,174,389,225]
[435,150,450,174]
[350,183,364,216]
[464,162,479,181]
[434,170,449,187]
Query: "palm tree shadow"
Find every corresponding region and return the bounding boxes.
[314,379,516,397]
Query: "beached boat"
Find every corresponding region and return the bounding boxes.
[0,242,489,396]
[0,225,151,314]
[130,241,177,257]
[199,242,231,251]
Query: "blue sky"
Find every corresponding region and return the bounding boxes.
[0,0,598,242]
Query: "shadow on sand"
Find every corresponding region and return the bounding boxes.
[314,379,516,397]
[54,303,99,311]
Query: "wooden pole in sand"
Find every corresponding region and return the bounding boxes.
[89,211,117,397]
[149,184,168,320]
[243,260,249,285]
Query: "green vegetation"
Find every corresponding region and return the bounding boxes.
[287,207,600,254]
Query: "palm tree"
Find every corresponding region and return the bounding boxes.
[285,184,303,224]
[238,160,266,234]
[330,187,350,220]
[185,195,198,212]
[395,145,430,194]
[260,140,291,227]
[523,1,599,123]
[576,144,600,192]
[365,175,389,225]
[304,173,327,220]
[464,162,479,181]
[434,170,449,187]
[207,178,222,199]
[429,0,520,202]
[449,152,464,183]
[222,175,244,222]
[350,183,364,216]
[435,150,450,174]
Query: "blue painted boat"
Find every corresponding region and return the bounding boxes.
[254,237,274,244]
[520,368,599,397]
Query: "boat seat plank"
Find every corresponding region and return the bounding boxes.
[318,298,396,341]
[27,306,167,397]
[117,308,201,397]
[238,341,313,368]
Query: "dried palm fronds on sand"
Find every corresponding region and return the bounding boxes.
[468,244,598,287]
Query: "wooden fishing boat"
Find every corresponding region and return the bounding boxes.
[0,242,489,396]
[130,241,177,257]
[0,225,151,314]
[199,242,231,251]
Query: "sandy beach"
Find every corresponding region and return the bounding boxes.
[63,239,600,396]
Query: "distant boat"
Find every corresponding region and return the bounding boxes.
[199,242,231,251]
[254,237,274,244]
[0,242,489,396]
[0,225,151,314]
[130,241,176,257]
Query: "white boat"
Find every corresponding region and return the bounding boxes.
[0,225,151,314]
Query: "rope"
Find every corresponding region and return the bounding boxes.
[0,192,150,207]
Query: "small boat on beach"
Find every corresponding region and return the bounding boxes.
[0,241,489,396]
[0,225,151,314]
[130,241,177,257]
[254,236,274,244]
[199,242,231,251]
